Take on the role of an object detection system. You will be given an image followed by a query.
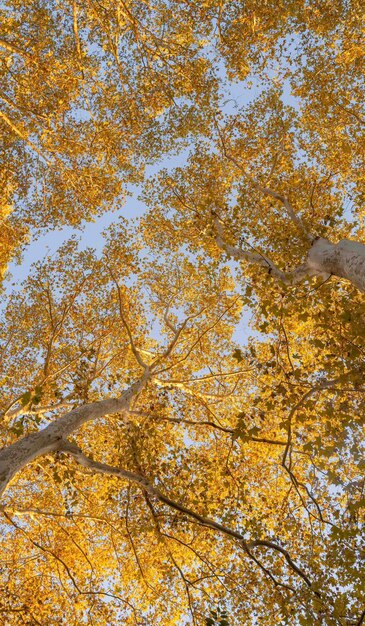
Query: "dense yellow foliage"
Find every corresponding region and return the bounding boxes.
[0,1,364,624]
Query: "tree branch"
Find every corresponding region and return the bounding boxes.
[60,440,316,593]
[216,124,314,243]
[107,265,149,370]
[0,373,149,498]
[214,214,318,285]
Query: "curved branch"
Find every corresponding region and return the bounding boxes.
[107,265,148,370]
[0,374,149,498]
[214,215,319,285]
[216,124,314,243]
[60,440,317,594]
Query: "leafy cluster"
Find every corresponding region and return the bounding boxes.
[0,1,364,625]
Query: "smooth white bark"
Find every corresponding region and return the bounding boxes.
[0,376,148,498]
[215,218,365,292]
[308,238,365,292]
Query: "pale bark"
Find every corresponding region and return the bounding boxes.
[0,375,316,594]
[308,238,365,292]
[215,220,317,285]
[216,229,288,282]
[215,130,365,293]
[0,302,209,499]
[0,375,148,498]
[215,218,365,293]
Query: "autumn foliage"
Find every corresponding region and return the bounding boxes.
[0,1,364,625]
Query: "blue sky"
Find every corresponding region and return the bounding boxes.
[5,54,301,352]
[7,67,300,280]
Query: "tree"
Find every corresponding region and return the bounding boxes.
[0,1,364,624]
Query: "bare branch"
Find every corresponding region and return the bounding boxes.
[146,414,287,445]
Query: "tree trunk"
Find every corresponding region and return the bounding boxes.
[0,376,148,499]
[307,238,365,292]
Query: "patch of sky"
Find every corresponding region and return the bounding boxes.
[6,30,307,357]
[9,40,296,273]
[70,107,92,123]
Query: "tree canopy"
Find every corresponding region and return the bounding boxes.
[0,1,364,624]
